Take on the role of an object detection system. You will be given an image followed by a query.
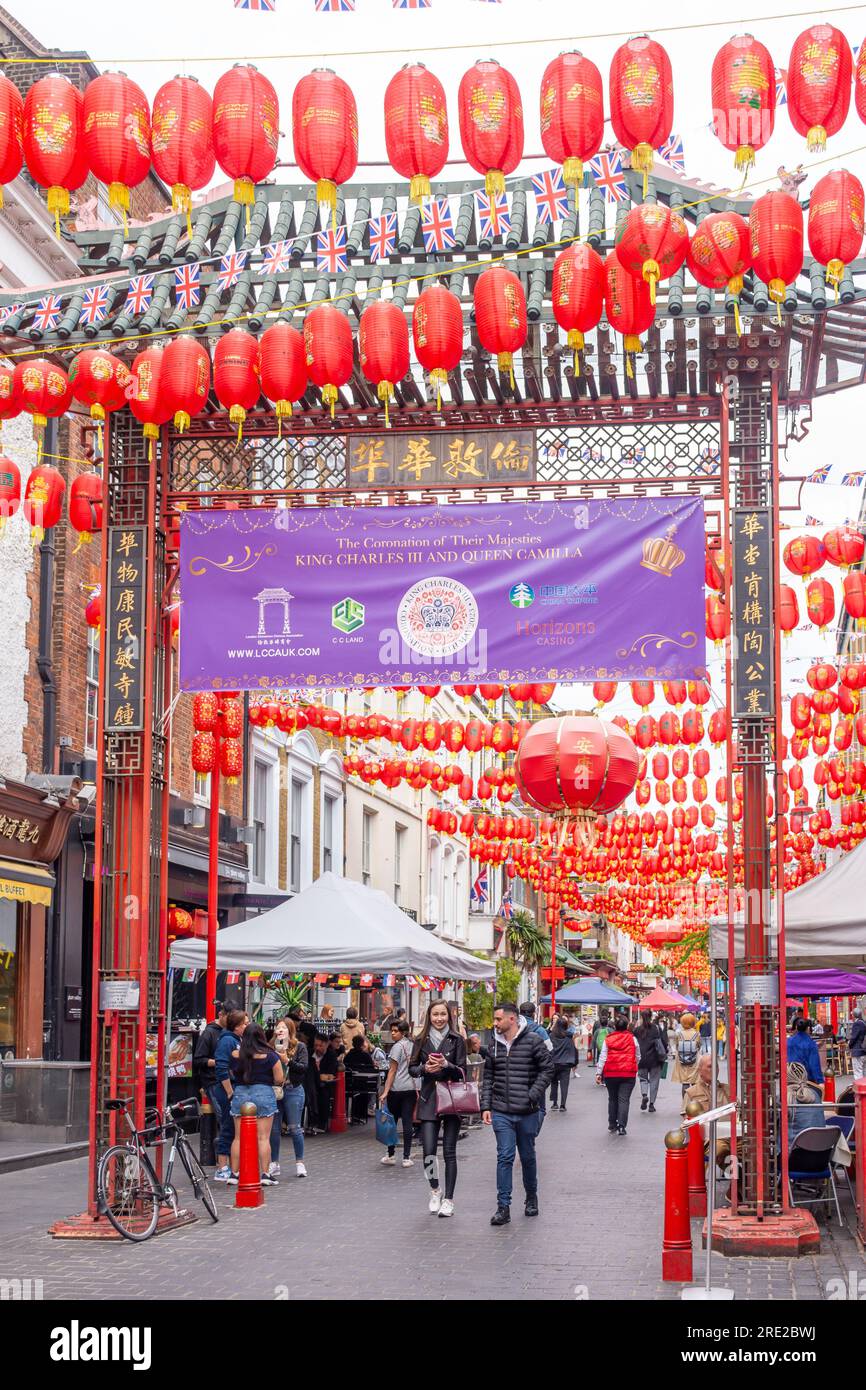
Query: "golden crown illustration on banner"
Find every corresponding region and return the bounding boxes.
[640,523,686,578]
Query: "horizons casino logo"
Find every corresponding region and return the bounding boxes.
[396,576,479,659]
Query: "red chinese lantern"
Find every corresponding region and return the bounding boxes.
[292,69,358,219]
[151,76,215,227]
[257,322,307,432]
[14,359,73,457]
[711,35,776,174]
[531,682,557,705]
[688,679,711,706]
[0,366,20,439]
[304,303,354,418]
[453,684,477,703]
[609,36,673,183]
[191,731,216,775]
[458,60,523,198]
[539,51,604,192]
[514,715,640,822]
[787,25,852,152]
[634,715,657,750]
[749,191,803,316]
[603,248,655,376]
[161,338,211,432]
[167,906,195,942]
[593,681,617,705]
[705,594,728,646]
[68,473,103,552]
[824,524,865,568]
[474,266,527,386]
[384,64,448,204]
[193,692,220,732]
[82,72,151,224]
[0,73,23,209]
[687,211,751,331]
[478,683,504,705]
[213,64,279,213]
[412,283,463,409]
[214,330,260,440]
[783,533,825,581]
[508,683,532,708]
[69,348,130,450]
[617,203,689,306]
[709,709,728,745]
[843,572,866,628]
[359,300,409,427]
[806,576,835,631]
[128,347,172,459]
[780,583,800,635]
[0,455,20,530]
[85,588,102,630]
[551,242,604,372]
[808,170,865,293]
[23,464,65,544]
[220,696,244,740]
[23,75,88,234]
[219,738,244,786]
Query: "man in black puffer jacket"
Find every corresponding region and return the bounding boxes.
[481,1000,554,1226]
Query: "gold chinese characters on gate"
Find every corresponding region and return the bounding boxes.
[732,507,774,719]
[105,526,147,733]
[348,431,536,487]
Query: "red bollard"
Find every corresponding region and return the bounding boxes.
[330,1071,347,1134]
[662,1129,693,1282]
[234,1102,263,1210]
[824,1072,836,1104]
[684,1103,708,1218]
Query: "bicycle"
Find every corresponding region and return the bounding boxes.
[96,1096,219,1242]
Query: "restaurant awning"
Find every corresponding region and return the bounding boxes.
[0,857,54,907]
[556,945,592,974]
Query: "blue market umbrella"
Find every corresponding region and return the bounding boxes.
[539,978,637,1006]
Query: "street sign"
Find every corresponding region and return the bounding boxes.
[735,972,780,1006]
[99,979,141,1011]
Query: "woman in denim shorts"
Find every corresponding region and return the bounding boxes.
[229,1023,284,1184]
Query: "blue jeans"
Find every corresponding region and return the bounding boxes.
[209,1082,234,1164]
[491,1110,540,1209]
[270,1085,306,1162]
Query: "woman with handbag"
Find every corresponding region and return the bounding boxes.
[267,1018,309,1180]
[409,1000,468,1218]
[634,1009,666,1114]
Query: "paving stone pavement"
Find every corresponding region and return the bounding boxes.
[0,1069,863,1301]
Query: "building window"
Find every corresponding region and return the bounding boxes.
[323,794,337,874]
[362,809,374,886]
[194,771,210,803]
[290,778,304,894]
[455,853,467,940]
[394,825,406,905]
[442,845,453,937]
[252,760,270,883]
[85,628,99,757]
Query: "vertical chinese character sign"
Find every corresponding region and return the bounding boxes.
[105,527,147,732]
[732,507,774,718]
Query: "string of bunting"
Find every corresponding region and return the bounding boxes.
[176,966,474,989]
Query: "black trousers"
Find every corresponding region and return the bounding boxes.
[386,1090,416,1158]
[550,1066,572,1108]
[420,1116,461,1199]
[604,1077,635,1131]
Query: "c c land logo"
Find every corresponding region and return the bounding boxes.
[332,597,365,634]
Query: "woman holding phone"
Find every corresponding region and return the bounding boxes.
[409,1000,467,1218]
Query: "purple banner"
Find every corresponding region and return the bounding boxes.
[179,497,706,691]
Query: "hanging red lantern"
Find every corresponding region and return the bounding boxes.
[128,347,172,459]
[539,51,604,193]
[191,731,216,775]
[708,708,728,745]
[749,190,804,315]
[219,697,244,740]
[213,64,279,212]
[14,359,73,457]
[384,63,448,204]
[82,72,150,224]
[257,322,308,433]
[652,751,669,780]
[843,572,866,628]
[663,680,687,707]
[687,211,751,331]
[161,338,211,432]
[824,523,865,569]
[779,583,800,635]
[0,455,20,529]
[617,203,689,307]
[808,170,865,293]
[806,576,835,631]
[705,594,729,646]
[687,679,711,706]
[507,684,532,708]
[531,683,556,705]
[474,266,527,387]
[23,75,88,234]
[634,715,657,750]
[304,303,354,418]
[68,473,102,552]
[0,73,23,209]
[292,69,358,219]
[359,300,409,427]
[658,711,681,747]
[478,683,505,706]
[783,533,825,581]
[515,715,640,819]
[630,681,655,708]
[458,59,523,198]
[23,465,65,544]
[609,36,673,182]
[711,34,776,174]
[151,76,215,225]
[593,681,617,705]
[552,242,604,372]
[214,330,260,440]
[193,692,220,732]
[603,248,655,377]
[787,25,852,153]
[0,367,20,441]
[85,588,102,630]
[412,283,463,410]
[167,906,195,942]
[69,348,130,450]
[681,710,704,747]
[453,684,477,703]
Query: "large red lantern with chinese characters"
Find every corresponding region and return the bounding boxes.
[515,715,640,845]
[359,300,410,427]
[552,242,604,371]
[458,60,523,198]
[0,367,20,437]
[609,36,673,182]
[687,211,751,330]
[780,583,800,635]
[151,76,215,223]
[384,64,448,205]
[807,170,865,293]
[193,692,219,732]
[213,64,279,211]
[787,25,852,152]
[219,739,243,785]
[474,266,527,386]
[23,465,65,544]
[616,203,689,306]
[167,907,195,942]
[14,358,72,456]
[292,69,358,218]
[705,595,729,646]
[85,588,102,630]
[711,34,775,173]
[749,191,804,313]
[412,283,463,409]
[304,303,354,418]
[0,455,20,530]
[783,533,825,581]
[539,51,604,192]
[23,75,88,234]
[68,473,103,552]
[806,576,835,631]
[82,72,150,223]
[191,731,216,775]
[0,73,23,208]
[161,337,211,433]
[69,348,130,449]
[824,524,865,569]
[128,346,172,458]
[603,248,655,376]
[213,330,260,440]
[843,572,866,628]
[258,322,308,430]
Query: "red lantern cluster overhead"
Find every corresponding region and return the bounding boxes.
[552,242,604,371]
[412,283,463,409]
[293,69,358,218]
[150,76,215,223]
[617,203,689,305]
[384,64,448,205]
[257,322,308,430]
[161,338,211,433]
[458,60,523,198]
[749,190,804,313]
[83,73,151,223]
[539,51,603,192]
[711,34,776,173]
[609,36,673,181]
[212,64,279,212]
[807,169,865,292]
[213,329,261,439]
[304,302,354,417]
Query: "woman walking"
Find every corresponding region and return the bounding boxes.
[268,1018,308,1180]
[672,1012,702,1097]
[409,1000,467,1218]
[379,1018,417,1167]
[229,1023,284,1185]
[596,1011,640,1136]
[634,1009,666,1114]
[549,1015,578,1112]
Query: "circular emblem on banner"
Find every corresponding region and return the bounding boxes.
[397,576,479,658]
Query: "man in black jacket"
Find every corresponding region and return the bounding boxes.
[193,1002,228,1100]
[481,1000,554,1226]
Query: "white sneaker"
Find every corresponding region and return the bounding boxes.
[438,1198,454,1218]
[402,1157,414,1168]
[381,1155,396,1166]
[268,1162,280,1179]
[296,1162,307,1178]
[213,1166,232,1183]
[428,1190,442,1214]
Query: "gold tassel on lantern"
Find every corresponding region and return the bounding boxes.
[174,410,191,434]
[624,333,643,380]
[567,328,584,377]
[91,404,105,456]
[430,367,447,412]
[728,275,744,336]
[631,142,653,198]
[410,174,431,206]
[108,182,130,234]
[562,157,582,191]
[377,380,394,429]
[485,169,506,199]
[806,125,827,153]
[642,258,660,306]
[46,186,69,239]
[827,258,845,299]
[497,351,514,389]
[734,144,755,175]
[322,384,338,419]
[769,276,785,325]
[275,400,292,439]
[172,183,194,239]
[317,179,337,232]
[72,530,92,555]
[143,422,158,464]
[234,177,255,231]
[229,404,246,443]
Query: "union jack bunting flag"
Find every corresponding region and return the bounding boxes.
[368,212,397,263]
[394,0,431,6]
[316,225,348,273]
[235,0,276,7]
[531,167,568,224]
[217,249,249,292]
[315,0,354,9]
[0,302,23,326]
[475,189,511,241]
[174,262,201,310]
[775,67,788,106]
[33,294,64,331]
[421,197,455,252]
[657,133,685,173]
[125,273,155,315]
[588,149,627,203]
[804,515,822,525]
[262,239,292,275]
[842,472,866,486]
[470,865,489,906]
[498,889,514,920]
[806,465,832,484]
[80,284,110,326]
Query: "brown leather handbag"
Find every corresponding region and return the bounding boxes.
[435,1069,480,1117]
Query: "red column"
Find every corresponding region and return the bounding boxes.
[685,1114,708,1218]
[206,729,221,1023]
[662,1130,693,1282]
[856,1079,866,1246]
[235,1102,264,1209]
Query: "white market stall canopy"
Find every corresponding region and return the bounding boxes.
[710,838,866,971]
[169,872,495,981]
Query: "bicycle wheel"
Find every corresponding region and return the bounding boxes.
[98,1145,160,1242]
[178,1139,219,1223]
